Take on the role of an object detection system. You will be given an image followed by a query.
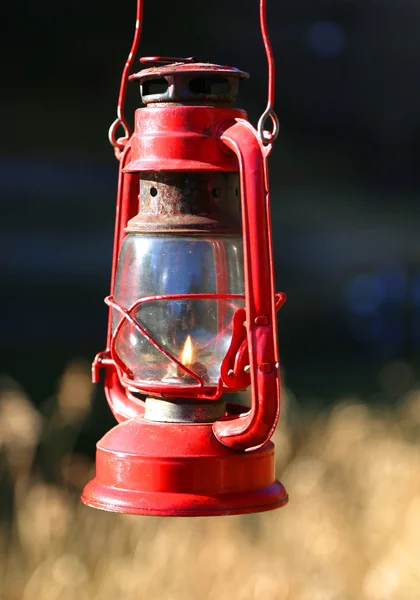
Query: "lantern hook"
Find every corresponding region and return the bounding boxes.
[108,118,130,159]
[257,107,279,148]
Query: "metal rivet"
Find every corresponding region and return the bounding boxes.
[255,315,269,325]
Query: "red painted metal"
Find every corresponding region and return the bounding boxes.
[106,141,138,345]
[81,413,288,516]
[92,354,145,422]
[124,106,246,172]
[212,119,281,451]
[82,0,288,516]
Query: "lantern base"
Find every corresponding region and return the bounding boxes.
[81,417,288,517]
[82,482,287,517]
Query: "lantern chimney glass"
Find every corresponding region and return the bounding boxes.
[113,234,244,387]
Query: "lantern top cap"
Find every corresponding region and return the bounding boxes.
[130,58,249,106]
[130,58,249,80]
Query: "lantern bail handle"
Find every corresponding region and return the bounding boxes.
[214,119,280,451]
[109,0,144,156]
[257,0,279,148]
[109,0,278,154]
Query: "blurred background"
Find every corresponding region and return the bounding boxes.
[2,0,420,598]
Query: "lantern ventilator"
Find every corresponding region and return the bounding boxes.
[82,0,289,516]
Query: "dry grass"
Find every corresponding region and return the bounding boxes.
[1,363,420,600]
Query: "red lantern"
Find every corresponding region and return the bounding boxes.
[82,0,288,516]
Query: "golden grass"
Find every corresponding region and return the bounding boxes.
[1,365,420,600]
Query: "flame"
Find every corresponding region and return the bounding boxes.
[181,335,194,366]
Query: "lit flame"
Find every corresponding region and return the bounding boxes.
[181,335,194,366]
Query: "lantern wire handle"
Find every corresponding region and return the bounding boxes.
[109,0,277,153]
[108,0,144,158]
[257,0,279,149]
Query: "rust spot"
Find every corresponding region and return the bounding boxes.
[126,171,241,234]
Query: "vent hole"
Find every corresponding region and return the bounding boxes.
[143,78,169,96]
[212,188,221,198]
[150,187,158,197]
[189,77,230,97]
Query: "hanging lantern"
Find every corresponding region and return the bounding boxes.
[82,0,288,516]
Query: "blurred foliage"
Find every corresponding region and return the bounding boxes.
[2,361,420,599]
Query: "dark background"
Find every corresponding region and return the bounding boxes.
[2,0,420,413]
